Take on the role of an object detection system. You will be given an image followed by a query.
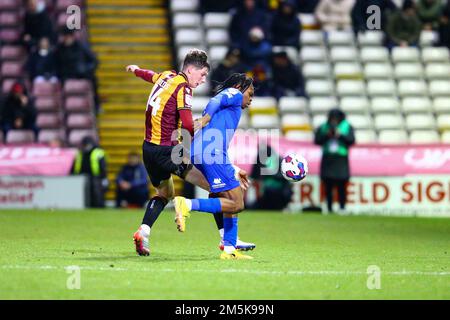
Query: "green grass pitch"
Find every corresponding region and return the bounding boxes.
[0,209,449,299]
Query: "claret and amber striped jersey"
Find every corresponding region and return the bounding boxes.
[140,70,193,146]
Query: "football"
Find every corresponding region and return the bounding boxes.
[281,153,308,182]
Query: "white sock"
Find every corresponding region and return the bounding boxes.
[139,224,150,237]
[219,228,224,239]
[224,245,235,254]
[185,198,192,211]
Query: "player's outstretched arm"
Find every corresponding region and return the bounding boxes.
[125,64,156,83]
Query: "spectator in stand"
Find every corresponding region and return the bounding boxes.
[314,108,355,214]
[271,0,301,49]
[250,63,272,96]
[351,0,397,33]
[1,82,38,138]
[386,0,422,47]
[72,136,108,208]
[54,27,99,109]
[296,0,320,13]
[270,51,305,99]
[416,0,444,30]
[26,37,57,82]
[210,48,246,93]
[241,27,273,71]
[438,1,450,48]
[315,0,356,31]
[229,0,272,48]
[23,0,56,49]
[115,152,149,208]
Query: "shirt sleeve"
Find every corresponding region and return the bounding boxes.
[176,84,193,110]
[134,68,162,83]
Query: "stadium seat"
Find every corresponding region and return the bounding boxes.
[420,30,438,47]
[209,46,228,64]
[355,130,377,144]
[203,13,231,28]
[0,11,20,27]
[429,80,450,97]
[36,114,62,129]
[306,80,334,96]
[285,130,313,141]
[38,129,66,144]
[371,97,401,113]
[300,30,324,46]
[302,62,331,79]
[2,78,19,94]
[425,63,450,79]
[35,96,61,113]
[281,114,310,131]
[67,114,95,129]
[340,97,369,113]
[327,30,355,46]
[172,13,201,29]
[360,47,389,63]
[68,129,98,146]
[312,114,327,129]
[32,80,61,97]
[394,63,424,79]
[249,97,277,114]
[1,61,23,78]
[0,0,21,10]
[278,97,308,113]
[437,114,450,131]
[441,131,450,143]
[433,97,450,113]
[330,47,358,62]
[398,80,428,97]
[378,130,408,144]
[367,80,396,97]
[206,29,229,46]
[191,96,210,113]
[409,130,440,144]
[6,130,35,144]
[357,31,384,46]
[401,97,432,114]
[170,0,199,12]
[174,29,203,46]
[392,47,420,62]
[0,45,25,61]
[405,114,436,130]
[333,63,363,79]
[63,79,93,96]
[298,13,318,29]
[309,96,337,114]
[364,63,393,79]
[250,115,280,129]
[347,114,372,130]
[336,80,365,96]
[300,47,327,62]
[0,29,21,43]
[422,47,450,63]
[374,114,404,130]
[65,96,94,113]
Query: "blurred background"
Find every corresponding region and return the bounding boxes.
[0,0,449,216]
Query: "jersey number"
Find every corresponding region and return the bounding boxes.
[147,86,162,116]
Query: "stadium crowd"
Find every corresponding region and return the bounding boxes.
[206,0,450,97]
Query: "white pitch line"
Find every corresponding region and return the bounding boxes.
[1,265,450,276]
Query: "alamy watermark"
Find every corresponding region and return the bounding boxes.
[66,5,82,30]
[66,265,81,290]
[366,265,381,290]
[366,5,381,30]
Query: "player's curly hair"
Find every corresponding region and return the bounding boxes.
[182,49,210,71]
[213,73,254,95]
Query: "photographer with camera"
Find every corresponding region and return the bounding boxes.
[314,109,355,214]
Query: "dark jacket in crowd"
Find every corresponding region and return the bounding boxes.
[314,109,355,180]
[271,1,301,48]
[200,0,239,13]
[386,7,422,45]
[115,163,149,207]
[1,84,37,134]
[229,3,272,47]
[24,9,55,44]
[296,0,320,13]
[351,0,397,32]
[416,0,444,29]
[439,2,450,48]
[26,49,57,80]
[54,40,98,80]
[271,53,306,99]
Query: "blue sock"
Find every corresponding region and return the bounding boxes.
[223,217,238,249]
[191,198,222,214]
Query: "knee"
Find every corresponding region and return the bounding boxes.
[232,200,245,214]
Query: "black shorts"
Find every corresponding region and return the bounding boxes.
[142,140,192,187]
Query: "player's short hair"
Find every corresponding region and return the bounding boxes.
[213,73,254,95]
[182,49,210,71]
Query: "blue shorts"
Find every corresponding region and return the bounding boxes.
[191,153,240,193]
